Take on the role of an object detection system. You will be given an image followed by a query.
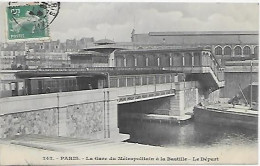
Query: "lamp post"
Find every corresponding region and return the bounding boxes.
[250,59,253,109]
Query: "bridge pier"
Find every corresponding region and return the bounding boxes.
[169,82,199,116]
[169,90,184,116]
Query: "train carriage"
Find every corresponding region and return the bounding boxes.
[24,75,107,95]
[26,76,79,95]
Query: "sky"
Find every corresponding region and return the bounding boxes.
[0,2,259,42]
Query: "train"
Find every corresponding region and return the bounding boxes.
[0,75,107,98]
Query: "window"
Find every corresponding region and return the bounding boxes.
[215,46,222,55]
[224,46,232,55]
[243,46,251,55]
[234,46,242,55]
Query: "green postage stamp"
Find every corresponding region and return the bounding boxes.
[6,4,50,41]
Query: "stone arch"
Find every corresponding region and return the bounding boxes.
[243,45,251,55]
[215,46,223,55]
[224,46,232,55]
[234,45,242,55]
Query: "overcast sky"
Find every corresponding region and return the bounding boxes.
[0,2,259,42]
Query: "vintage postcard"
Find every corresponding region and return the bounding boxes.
[0,1,258,165]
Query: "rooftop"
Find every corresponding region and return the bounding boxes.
[148,31,259,36]
[94,39,115,45]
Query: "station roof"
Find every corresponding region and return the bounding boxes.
[133,31,258,45]
[115,46,210,54]
[148,31,259,36]
[84,45,127,50]
[15,70,107,78]
[94,39,115,45]
[68,51,103,56]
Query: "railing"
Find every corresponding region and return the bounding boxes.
[202,51,225,82]
[15,50,224,83]
[34,67,165,72]
[118,89,176,104]
[109,73,183,88]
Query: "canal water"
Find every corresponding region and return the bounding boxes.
[119,118,258,148]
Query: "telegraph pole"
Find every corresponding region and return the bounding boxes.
[250,59,253,109]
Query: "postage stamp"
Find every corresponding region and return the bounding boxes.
[6,2,60,41]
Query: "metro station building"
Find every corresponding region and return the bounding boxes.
[130,31,258,65]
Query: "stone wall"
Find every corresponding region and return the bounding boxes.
[170,87,199,116]
[169,91,184,116]
[194,106,258,130]
[220,72,258,98]
[0,89,108,139]
[0,82,189,140]
[184,88,198,110]
[0,108,58,138]
[0,102,106,139]
[65,102,104,138]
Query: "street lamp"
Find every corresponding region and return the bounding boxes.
[250,59,253,109]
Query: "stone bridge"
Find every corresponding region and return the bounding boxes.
[0,73,200,141]
[0,47,225,141]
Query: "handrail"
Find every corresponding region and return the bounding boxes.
[35,65,224,82]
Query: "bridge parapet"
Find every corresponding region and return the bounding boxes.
[1,79,197,139]
[109,73,180,88]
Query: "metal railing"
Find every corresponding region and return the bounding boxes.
[109,73,182,88]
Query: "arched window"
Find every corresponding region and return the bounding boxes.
[243,46,251,55]
[234,46,242,55]
[224,46,232,55]
[184,53,192,66]
[254,46,258,55]
[215,46,222,55]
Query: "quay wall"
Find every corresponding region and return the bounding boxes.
[0,108,58,138]
[220,66,258,99]
[0,90,106,139]
[194,106,258,130]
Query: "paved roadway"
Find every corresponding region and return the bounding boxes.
[0,134,257,165]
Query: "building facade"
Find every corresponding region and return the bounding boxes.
[0,37,95,69]
[131,31,259,65]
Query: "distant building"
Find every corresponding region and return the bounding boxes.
[26,52,69,69]
[131,31,259,65]
[69,39,126,68]
[0,43,26,69]
[0,37,95,69]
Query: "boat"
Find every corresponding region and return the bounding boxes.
[194,83,258,130]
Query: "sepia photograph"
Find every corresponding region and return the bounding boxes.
[0,1,258,165]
